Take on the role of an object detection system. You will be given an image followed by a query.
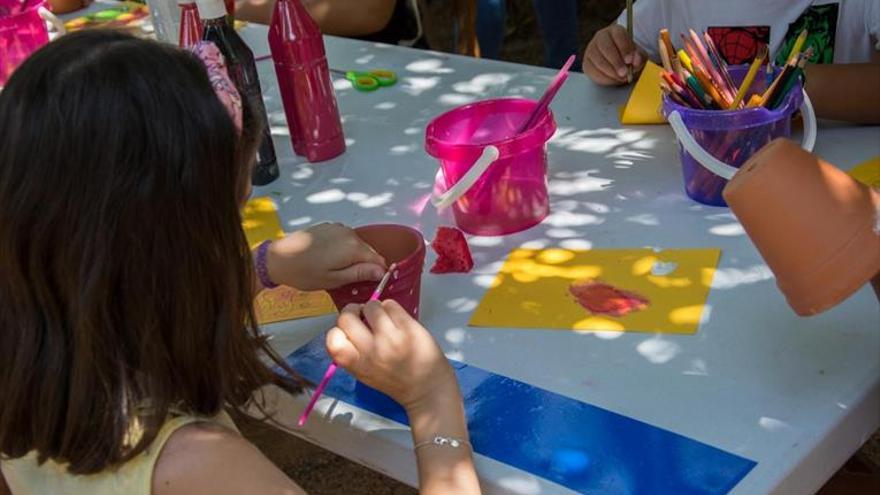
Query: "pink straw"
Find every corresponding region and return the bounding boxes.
[297,263,398,427]
[516,54,576,134]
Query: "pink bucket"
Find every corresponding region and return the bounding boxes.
[425,97,556,236]
[0,0,65,87]
[326,224,426,319]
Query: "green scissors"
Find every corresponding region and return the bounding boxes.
[330,69,397,92]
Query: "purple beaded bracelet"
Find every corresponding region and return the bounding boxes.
[255,240,278,289]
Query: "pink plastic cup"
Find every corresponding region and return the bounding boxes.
[0,0,64,87]
[425,97,556,236]
[326,224,426,319]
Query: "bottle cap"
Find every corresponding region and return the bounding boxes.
[195,0,227,19]
[178,0,196,5]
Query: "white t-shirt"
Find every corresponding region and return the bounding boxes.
[617,0,880,65]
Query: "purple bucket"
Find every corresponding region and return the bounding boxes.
[662,65,805,207]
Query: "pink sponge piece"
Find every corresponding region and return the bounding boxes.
[430,226,474,274]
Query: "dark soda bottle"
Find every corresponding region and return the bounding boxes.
[196,0,279,185]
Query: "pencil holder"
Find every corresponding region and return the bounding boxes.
[326,224,426,319]
[663,65,817,207]
[722,139,880,315]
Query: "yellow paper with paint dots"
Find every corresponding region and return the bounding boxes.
[619,61,666,125]
[242,197,336,324]
[848,156,880,188]
[469,248,721,334]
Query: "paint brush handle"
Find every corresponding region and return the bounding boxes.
[297,263,397,427]
[297,362,338,426]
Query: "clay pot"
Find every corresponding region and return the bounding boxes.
[723,138,880,316]
[326,225,426,319]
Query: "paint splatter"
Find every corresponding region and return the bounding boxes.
[569,280,649,317]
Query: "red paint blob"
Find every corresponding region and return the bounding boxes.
[569,280,649,317]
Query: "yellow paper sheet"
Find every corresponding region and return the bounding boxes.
[848,156,880,188]
[619,61,666,125]
[469,248,721,334]
[243,197,336,324]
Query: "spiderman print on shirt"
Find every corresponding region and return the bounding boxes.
[706,3,840,66]
[706,26,771,65]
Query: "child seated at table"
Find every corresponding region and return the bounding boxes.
[582,0,880,124]
[0,30,478,495]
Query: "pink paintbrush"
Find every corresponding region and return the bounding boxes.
[297,263,398,427]
[516,54,576,134]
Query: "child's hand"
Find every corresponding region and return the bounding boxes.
[267,223,386,291]
[326,301,458,413]
[582,24,646,86]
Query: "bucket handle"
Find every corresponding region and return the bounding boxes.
[430,145,500,210]
[38,6,67,36]
[667,90,817,180]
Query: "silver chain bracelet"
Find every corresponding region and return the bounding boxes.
[414,435,472,451]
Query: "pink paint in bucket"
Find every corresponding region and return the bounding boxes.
[326,224,426,319]
[425,97,556,236]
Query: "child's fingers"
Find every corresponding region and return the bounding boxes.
[595,31,628,79]
[382,299,421,335]
[326,327,360,369]
[329,262,386,287]
[349,236,387,268]
[584,50,625,85]
[336,304,373,350]
[584,58,622,86]
[363,300,401,340]
[609,26,638,65]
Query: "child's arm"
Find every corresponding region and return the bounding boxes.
[153,422,307,495]
[805,61,880,124]
[253,223,387,295]
[328,301,481,494]
[236,0,396,34]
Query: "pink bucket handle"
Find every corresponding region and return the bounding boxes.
[667,90,817,180]
[430,145,499,210]
[38,6,66,36]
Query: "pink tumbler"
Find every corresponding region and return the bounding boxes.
[425,97,556,236]
[0,0,64,87]
[326,225,426,319]
[268,0,345,162]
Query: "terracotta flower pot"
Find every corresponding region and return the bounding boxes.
[723,138,880,316]
[326,224,426,319]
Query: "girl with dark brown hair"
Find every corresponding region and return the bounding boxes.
[0,30,478,494]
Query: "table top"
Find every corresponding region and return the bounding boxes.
[49,7,873,491]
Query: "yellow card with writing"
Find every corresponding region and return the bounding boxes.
[242,197,336,324]
[848,156,880,188]
[469,248,721,334]
[619,61,666,125]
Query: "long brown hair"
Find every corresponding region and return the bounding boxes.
[0,30,300,474]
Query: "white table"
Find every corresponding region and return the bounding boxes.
[215,19,880,495]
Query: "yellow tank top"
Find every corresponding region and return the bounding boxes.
[1,411,237,495]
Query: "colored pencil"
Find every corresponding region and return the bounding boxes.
[660,29,675,62]
[689,29,734,102]
[658,37,673,72]
[704,33,737,94]
[786,29,809,65]
[731,44,767,108]
[678,49,694,72]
